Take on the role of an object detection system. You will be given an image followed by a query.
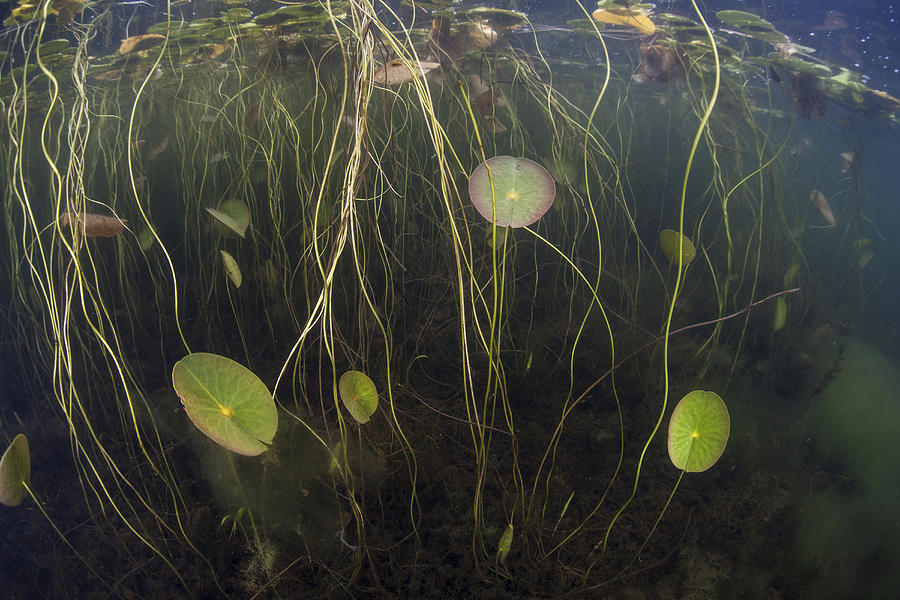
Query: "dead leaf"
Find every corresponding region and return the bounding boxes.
[59,212,127,237]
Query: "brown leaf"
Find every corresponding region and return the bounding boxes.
[59,212,127,238]
[119,34,165,55]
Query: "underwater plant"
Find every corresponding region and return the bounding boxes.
[0,0,892,596]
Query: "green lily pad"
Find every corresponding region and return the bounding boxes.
[667,390,730,472]
[773,296,787,333]
[659,229,696,266]
[38,39,71,54]
[172,353,277,456]
[206,198,250,238]
[716,10,787,44]
[338,370,378,424]
[220,250,242,288]
[0,434,31,507]
[468,156,556,228]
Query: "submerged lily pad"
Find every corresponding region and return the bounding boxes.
[207,198,250,238]
[468,156,556,228]
[172,353,277,456]
[659,229,696,265]
[0,434,30,507]
[220,250,242,288]
[667,390,730,472]
[339,371,378,424]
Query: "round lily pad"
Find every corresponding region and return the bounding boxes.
[0,434,31,507]
[338,371,378,424]
[667,390,730,472]
[468,156,556,228]
[172,353,277,456]
[206,198,250,238]
[659,229,696,266]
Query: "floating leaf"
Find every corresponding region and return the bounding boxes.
[0,434,30,508]
[338,371,378,424]
[773,296,787,333]
[172,353,277,456]
[659,229,696,266]
[59,212,127,237]
[373,58,440,86]
[716,10,787,44]
[119,34,166,55]
[468,156,556,228]
[667,390,730,472]
[220,250,242,288]
[592,7,656,35]
[206,198,250,238]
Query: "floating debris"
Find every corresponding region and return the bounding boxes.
[59,211,127,237]
[809,189,836,226]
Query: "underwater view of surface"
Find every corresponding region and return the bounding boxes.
[0,0,898,598]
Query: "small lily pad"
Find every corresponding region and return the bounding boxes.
[667,390,730,472]
[0,434,31,507]
[338,371,378,424]
[220,250,242,288]
[659,229,696,265]
[172,353,277,456]
[468,156,556,228]
[206,198,250,238]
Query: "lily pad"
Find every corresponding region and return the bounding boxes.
[172,353,277,456]
[207,198,250,238]
[338,371,378,424]
[220,250,242,288]
[667,390,730,472]
[716,10,787,44]
[468,156,556,228]
[592,7,656,36]
[659,229,696,266]
[773,296,787,333]
[0,434,30,507]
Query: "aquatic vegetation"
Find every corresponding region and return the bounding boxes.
[220,250,242,289]
[667,390,730,473]
[207,198,250,237]
[810,189,837,227]
[172,353,278,456]
[338,370,378,424]
[659,229,697,266]
[0,434,29,508]
[0,0,894,596]
[467,156,556,227]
